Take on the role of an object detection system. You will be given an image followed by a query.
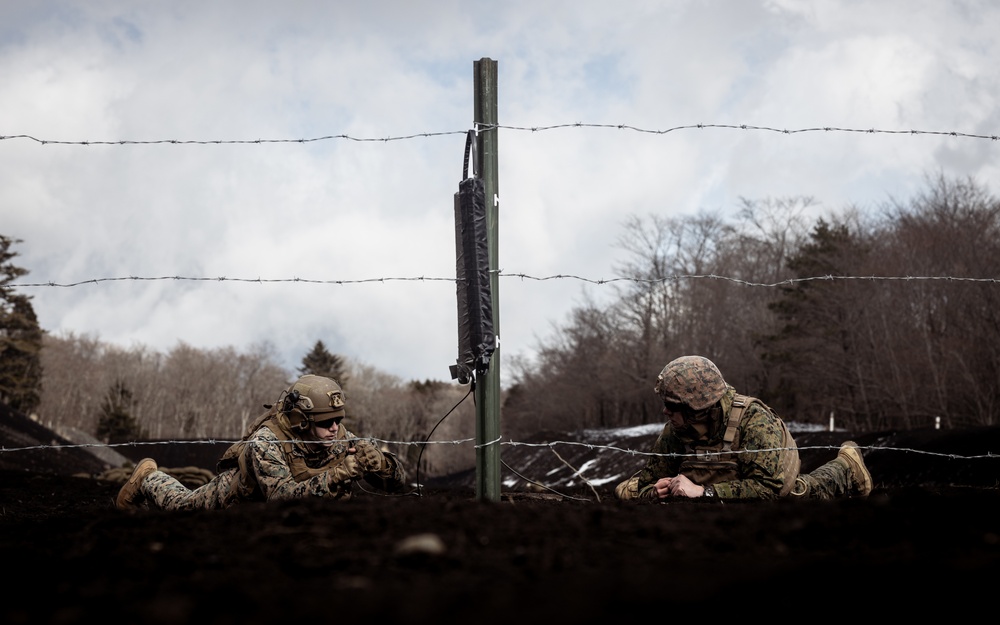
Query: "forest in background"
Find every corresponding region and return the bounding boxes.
[3,174,1000,477]
[503,174,1000,436]
[34,335,478,478]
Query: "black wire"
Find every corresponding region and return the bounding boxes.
[499,458,592,502]
[413,377,476,497]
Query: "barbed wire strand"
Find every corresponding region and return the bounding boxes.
[1,438,995,462]
[502,456,593,502]
[2,122,999,145]
[5,272,1000,291]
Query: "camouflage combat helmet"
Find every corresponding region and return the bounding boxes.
[281,374,346,427]
[653,355,727,411]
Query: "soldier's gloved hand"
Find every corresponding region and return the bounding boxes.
[353,439,387,474]
[326,454,361,484]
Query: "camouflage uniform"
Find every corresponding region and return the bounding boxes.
[615,356,869,501]
[138,421,403,510]
[122,375,406,511]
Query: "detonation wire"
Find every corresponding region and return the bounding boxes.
[413,379,476,497]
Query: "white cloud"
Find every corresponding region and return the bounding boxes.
[3,0,999,386]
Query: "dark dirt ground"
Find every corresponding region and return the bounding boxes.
[2,403,999,624]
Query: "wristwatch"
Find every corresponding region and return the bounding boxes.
[703,485,716,498]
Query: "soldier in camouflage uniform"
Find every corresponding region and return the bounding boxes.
[614,355,872,501]
[116,374,406,511]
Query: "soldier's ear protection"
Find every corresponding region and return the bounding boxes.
[278,379,346,433]
[279,390,310,431]
[281,389,320,414]
[281,389,300,414]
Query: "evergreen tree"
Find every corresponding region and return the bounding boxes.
[762,218,867,422]
[0,235,44,414]
[96,379,143,444]
[298,340,348,387]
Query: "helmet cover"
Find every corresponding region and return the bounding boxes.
[653,355,727,411]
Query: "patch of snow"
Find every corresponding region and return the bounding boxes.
[787,422,849,433]
[581,423,662,441]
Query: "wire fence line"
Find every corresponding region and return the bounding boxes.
[1,437,996,462]
[4,121,998,480]
[6,272,1000,291]
[2,121,999,146]
[0,130,467,145]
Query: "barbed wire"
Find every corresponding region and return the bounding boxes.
[495,122,1000,141]
[3,275,457,289]
[0,130,468,145]
[2,121,999,146]
[1,437,996,462]
[5,271,1000,290]
[497,272,1000,287]
[497,439,1000,461]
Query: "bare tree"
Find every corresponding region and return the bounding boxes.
[506,198,816,434]
[877,175,1000,426]
[39,334,290,441]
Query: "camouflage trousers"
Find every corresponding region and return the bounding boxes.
[789,457,853,498]
[140,469,240,511]
[615,457,855,501]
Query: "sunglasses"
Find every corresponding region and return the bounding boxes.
[661,399,689,412]
[662,399,713,422]
[313,416,344,430]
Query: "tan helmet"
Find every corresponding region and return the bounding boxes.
[653,355,727,411]
[280,374,346,428]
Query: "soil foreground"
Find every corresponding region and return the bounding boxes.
[2,404,999,624]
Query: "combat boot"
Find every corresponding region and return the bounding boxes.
[116,458,158,510]
[837,441,872,496]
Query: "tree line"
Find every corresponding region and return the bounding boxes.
[36,335,477,477]
[503,175,1000,437]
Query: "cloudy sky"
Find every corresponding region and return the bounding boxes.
[3,0,999,387]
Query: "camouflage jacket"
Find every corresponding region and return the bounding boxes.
[218,414,406,503]
[636,387,800,499]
